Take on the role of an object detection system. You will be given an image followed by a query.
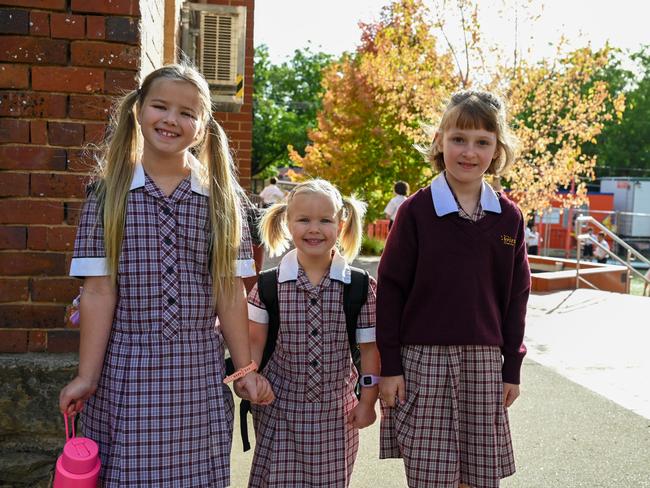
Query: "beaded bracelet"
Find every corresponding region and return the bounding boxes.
[223,360,258,384]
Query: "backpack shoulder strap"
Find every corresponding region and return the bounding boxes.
[343,267,369,351]
[257,267,279,372]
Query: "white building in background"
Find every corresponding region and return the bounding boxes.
[600,178,650,238]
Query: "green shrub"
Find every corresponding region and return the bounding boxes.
[360,235,385,256]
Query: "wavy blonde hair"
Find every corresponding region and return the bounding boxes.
[260,179,367,262]
[94,64,243,305]
[420,90,518,176]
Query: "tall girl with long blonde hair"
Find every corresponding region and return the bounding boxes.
[59,64,272,487]
[246,180,380,487]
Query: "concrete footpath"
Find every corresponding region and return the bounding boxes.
[230,255,650,487]
[525,289,650,419]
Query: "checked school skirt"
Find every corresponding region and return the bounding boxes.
[81,330,235,487]
[380,345,515,488]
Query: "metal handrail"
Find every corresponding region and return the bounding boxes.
[575,215,650,293]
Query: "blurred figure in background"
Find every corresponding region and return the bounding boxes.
[384,181,409,230]
[594,232,610,264]
[525,223,541,255]
[259,177,285,207]
[582,227,595,261]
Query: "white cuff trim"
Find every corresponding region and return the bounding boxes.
[356,327,376,343]
[248,303,269,324]
[236,259,256,278]
[69,257,109,278]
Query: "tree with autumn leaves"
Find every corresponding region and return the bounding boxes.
[290,0,457,219]
[289,0,625,221]
[506,46,625,216]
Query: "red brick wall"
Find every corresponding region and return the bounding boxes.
[0,0,254,352]
[0,0,254,353]
[209,0,254,189]
[0,0,141,353]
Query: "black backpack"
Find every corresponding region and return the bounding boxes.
[229,265,369,451]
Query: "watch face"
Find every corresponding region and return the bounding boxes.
[361,376,373,386]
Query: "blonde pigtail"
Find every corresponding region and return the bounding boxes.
[259,202,290,257]
[339,195,367,262]
[200,117,243,306]
[96,89,140,283]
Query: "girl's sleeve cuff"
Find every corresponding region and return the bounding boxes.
[69,257,109,278]
[378,344,404,376]
[501,354,524,385]
[356,327,376,343]
[236,259,257,278]
[248,303,269,324]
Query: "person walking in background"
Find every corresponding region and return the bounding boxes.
[247,180,380,487]
[58,64,271,487]
[594,231,610,264]
[384,181,409,230]
[583,227,595,261]
[377,90,530,488]
[259,177,285,207]
[525,223,541,255]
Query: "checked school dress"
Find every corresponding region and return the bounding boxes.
[246,249,377,488]
[69,160,255,487]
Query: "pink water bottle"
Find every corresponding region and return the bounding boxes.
[53,414,101,488]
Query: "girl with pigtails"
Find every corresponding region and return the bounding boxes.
[58,64,272,487]
[246,180,381,487]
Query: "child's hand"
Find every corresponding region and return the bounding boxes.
[503,382,520,408]
[251,374,275,405]
[347,400,377,429]
[378,375,406,407]
[233,371,261,402]
[59,376,97,416]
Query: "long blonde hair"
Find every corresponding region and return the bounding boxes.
[94,64,243,304]
[259,179,367,262]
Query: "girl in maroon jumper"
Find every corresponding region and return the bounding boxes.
[58,65,272,487]
[377,91,530,488]
[247,180,380,487]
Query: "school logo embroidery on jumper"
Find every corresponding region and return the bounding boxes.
[501,235,516,247]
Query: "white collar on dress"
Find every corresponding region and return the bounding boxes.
[129,153,209,196]
[429,171,501,216]
[278,248,351,284]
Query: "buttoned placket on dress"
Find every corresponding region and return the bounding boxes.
[301,274,324,403]
[158,197,181,340]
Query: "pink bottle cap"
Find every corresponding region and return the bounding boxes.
[61,437,100,474]
[60,414,100,474]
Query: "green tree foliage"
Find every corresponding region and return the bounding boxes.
[252,45,333,176]
[584,46,650,176]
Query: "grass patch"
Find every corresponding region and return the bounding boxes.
[361,235,385,256]
[630,274,649,296]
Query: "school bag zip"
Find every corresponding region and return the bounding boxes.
[226,265,369,452]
